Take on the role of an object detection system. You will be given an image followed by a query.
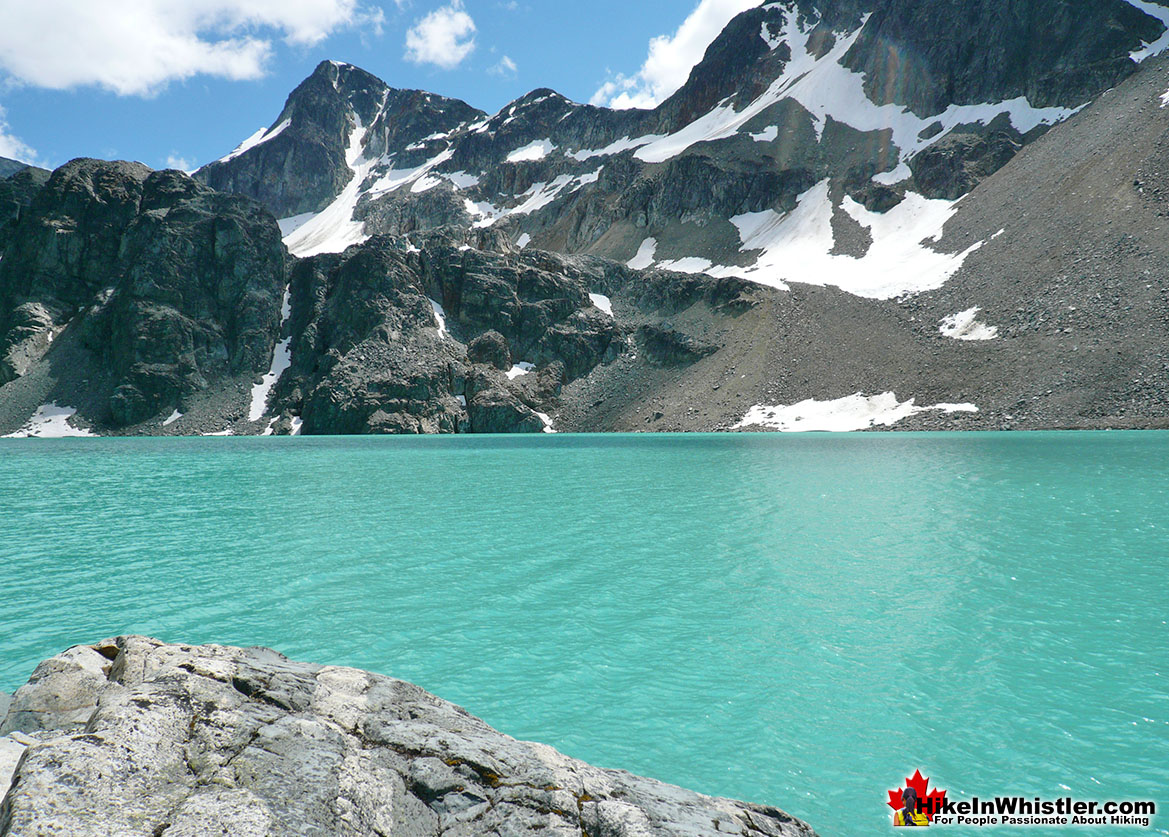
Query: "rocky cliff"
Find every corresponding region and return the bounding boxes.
[0,161,287,433]
[0,637,817,837]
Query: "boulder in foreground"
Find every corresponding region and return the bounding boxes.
[0,637,817,836]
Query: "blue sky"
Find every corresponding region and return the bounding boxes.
[0,0,760,172]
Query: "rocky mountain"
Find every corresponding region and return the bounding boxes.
[195,0,1169,288]
[0,637,819,836]
[2,0,1169,436]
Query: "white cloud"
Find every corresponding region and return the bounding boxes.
[165,154,195,173]
[591,0,760,109]
[489,55,518,77]
[0,105,39,165]
[0,1,385,97]
[404,0,476,69]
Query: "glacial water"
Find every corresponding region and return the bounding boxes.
[1,433,1166,835]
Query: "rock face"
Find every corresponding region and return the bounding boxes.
[0,160,287,427]
[273,230,625,435]
[0,638,818,837]
[0,157,29,180]
[197,62,484,219]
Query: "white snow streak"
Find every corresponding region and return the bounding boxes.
[505,139,555,163]
[506,362,535,379]
[283,114,374,258]
[735,392,978,432]
[589,293,614,316]
[940,307,999,341]
[636,9,1078,166]
[567,135,662,161]
[429,298,451,339]
[163,409,183,426]
[218,118,291,163]
[516,233,531,249]
[249,286,294,422]
[534,410,556,433]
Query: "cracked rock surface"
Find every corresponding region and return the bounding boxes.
[0,637,817,837]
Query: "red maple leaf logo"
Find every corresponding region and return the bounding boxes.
[887,770,948,822]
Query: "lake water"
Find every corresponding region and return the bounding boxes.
[1,433,1166,835]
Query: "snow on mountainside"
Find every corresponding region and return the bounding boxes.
[4,0,1169,438]
[197,0,1169,304]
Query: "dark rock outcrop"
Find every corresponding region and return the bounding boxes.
[0,165,49,252]
[0,160,287,425]
[272,232,626,435]
[0,637,818,836]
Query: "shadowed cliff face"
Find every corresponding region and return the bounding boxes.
[0,161,287,426]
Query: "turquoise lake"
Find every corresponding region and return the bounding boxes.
[1,433,1166,835]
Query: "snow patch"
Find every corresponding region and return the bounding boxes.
[290,417,304,436]
[872,162,912,185]
[628,237,658,269]
[163,410,183,426]
[444,170,481,189]
[534,411,556,433]
[248,338,292,421]
[573,166,603,188]
[734,392,978,432]
[516,233,531,249]
[749,126,778,142]
[283,114,374,258]
[506,139,556,163]
[249,285,295,422]
[635,9,1079,165]
[1123,0,1169,61]
[589,293,614,316]
[217,118,292,164]
[367,147,455,197]
[278,212,317,237]
[567,135,661,161]
[4,403,96,438]
[940,307,999,341]
[507,362,535,379]
[429,298,451,339]
[727,179,982,299]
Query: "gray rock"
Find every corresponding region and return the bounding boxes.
[0,638,818,837]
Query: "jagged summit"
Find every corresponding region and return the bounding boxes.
[197,60,483,218]
[195,0,1169,299]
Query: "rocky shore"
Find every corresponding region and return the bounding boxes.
[0,637,817,836]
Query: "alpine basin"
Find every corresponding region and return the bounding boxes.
[1,433,1166,835]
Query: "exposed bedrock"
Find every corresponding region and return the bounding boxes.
[0,160,287,426]
[0,638,819,837]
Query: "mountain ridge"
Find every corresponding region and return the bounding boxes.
[2,0,1169,436]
